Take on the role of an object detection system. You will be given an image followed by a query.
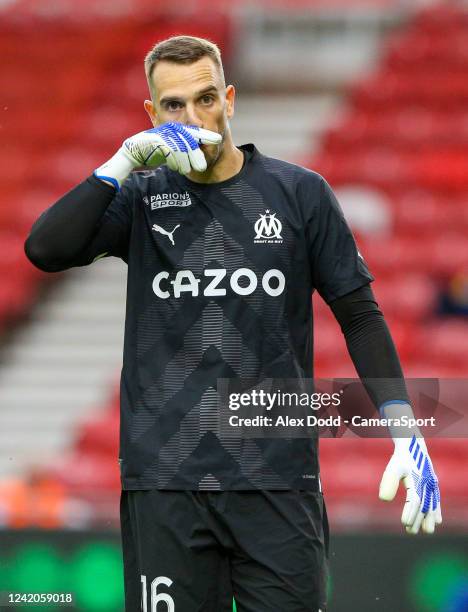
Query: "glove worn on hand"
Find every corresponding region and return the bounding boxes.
[94,122,223,190]
[379,433,442,535]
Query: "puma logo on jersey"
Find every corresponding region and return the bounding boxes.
[152,268,286,299]
[152,223,180,245]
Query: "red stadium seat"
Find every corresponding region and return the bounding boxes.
[372,275,437,322]
[48,451,121,494]
[75,412,120,458]
[422,320,468,367]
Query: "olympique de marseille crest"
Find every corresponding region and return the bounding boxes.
[254,210,283,244]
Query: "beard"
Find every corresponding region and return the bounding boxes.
[203,126,226,170]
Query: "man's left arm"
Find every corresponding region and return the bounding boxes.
[329,285,442,535]
[305,175,441,535]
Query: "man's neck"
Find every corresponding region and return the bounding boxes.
[185,142,245,184]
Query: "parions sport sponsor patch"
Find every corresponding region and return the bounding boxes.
[143,192,192,210]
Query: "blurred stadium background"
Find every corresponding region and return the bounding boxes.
[1,0,468,610]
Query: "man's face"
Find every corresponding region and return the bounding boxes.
[144,56,235,170]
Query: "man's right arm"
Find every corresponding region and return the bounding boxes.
[24,175,125,272]
[24,122,223,272]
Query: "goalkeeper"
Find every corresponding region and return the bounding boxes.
[24,35,441,612]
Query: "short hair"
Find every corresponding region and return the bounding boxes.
[144,35,225,99]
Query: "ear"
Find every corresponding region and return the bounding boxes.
[144,99,159,126]
[225,84,236,120]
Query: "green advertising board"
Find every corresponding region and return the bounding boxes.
[0,531,467,611]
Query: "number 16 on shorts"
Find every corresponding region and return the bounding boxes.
[141,575,175,611]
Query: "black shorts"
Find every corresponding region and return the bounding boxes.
[120,489,329,612]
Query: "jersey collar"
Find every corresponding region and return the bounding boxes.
[174,143,258,191]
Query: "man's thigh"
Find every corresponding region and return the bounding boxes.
[225,490,329,612]
[120,489,232,612]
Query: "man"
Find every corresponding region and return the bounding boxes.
[25,35,441,612]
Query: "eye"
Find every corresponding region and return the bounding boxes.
[166,101,182,112]
[200,94,215,105]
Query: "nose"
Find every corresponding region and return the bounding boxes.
[184,103,203,128]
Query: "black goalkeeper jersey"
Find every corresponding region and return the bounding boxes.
[74,143,373,490]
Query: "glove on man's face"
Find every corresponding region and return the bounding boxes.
[144,56,235,172]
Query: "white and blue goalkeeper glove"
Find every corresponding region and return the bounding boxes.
[378,402,442,535]
[94,122,222,190]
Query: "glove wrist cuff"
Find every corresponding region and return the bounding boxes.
[94,148,136,191]
[379,402,425,445]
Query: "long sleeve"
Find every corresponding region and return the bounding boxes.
[328,283,411,409]
[24,174,133,272]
